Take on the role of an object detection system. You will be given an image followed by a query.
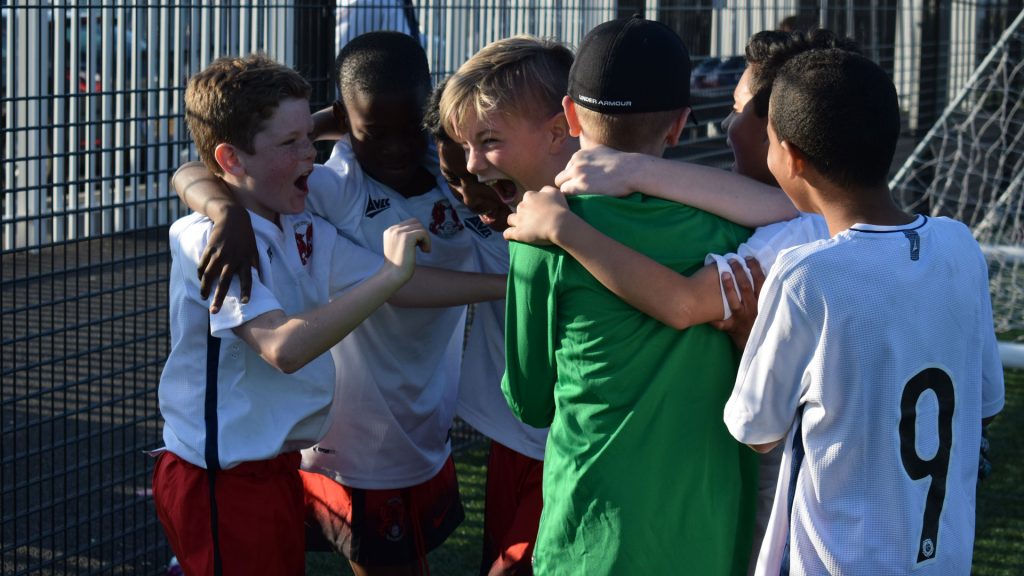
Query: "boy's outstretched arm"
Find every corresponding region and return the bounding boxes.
[234,218,424,373]
[172,161,257,313]
[555,145,798,227]
[390,268,506,307]
[505,187,726,330]
[381,219,507,306]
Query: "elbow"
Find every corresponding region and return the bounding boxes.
[664,314,695,331]
[662,302,697,331]
[262,343,304,374]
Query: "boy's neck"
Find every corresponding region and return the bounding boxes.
[580,133,664,158]
[815,183,915,236]
[225,179,283,229]
[383,165,437,199]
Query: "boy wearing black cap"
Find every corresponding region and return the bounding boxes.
[500,16,757,575]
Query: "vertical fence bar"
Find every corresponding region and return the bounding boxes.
[52,4,67,244]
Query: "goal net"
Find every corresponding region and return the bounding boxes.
[890,9,1024,340]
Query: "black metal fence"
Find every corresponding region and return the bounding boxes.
[2,1,1021,573]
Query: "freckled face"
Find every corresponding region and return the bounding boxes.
[235,97,316,222]
[437,139,512,231]
[721,68,775,186]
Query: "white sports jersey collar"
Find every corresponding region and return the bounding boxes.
[848,213,926,233]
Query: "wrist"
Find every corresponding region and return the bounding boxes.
[627,153,655,192]
[209,198,244,221]
[380,260,414,287]
[550,208,582,248]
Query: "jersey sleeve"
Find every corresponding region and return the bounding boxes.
[170,215,281,339]
[305,138,366,234]
[501,241,559,428]
[706,213,830,320]
[723,264,817,445]
[327,230,385,296]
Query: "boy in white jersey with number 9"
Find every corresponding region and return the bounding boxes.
[722,49,1004,574]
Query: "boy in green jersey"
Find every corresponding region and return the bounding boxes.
[498,16,758,575]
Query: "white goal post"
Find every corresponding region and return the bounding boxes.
[889,8,1024,367]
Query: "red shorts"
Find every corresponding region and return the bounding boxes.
[480,441,543,576]
[302,455,464,567]
[152,450,305,576]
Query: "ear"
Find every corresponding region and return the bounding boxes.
[332,99,350,132]
[778,139,809,180]
[214,143,246,177]
[561,96,583,138]
[664,107,691,147]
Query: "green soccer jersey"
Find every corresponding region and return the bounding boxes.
[502,193,758,575]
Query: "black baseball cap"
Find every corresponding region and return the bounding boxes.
[568,15,692,115]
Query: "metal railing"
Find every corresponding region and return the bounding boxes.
[3,1,1021,573]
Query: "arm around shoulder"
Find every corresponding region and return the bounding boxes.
[556,146,797,227]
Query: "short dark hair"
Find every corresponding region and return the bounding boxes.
[747,28,862,118]
[423,77,451,143]
[335,31,430,104]
[185,53,310,176]
[770,49,900,189]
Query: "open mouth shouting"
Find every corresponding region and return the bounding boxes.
[484,178,522,207]
[295,171,311,194]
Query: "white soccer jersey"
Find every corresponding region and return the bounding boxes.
[724,215,1004,575]
[301,136,481,489]
[160,211,383,470]
[706,212,830,320]
[456,219,547,461]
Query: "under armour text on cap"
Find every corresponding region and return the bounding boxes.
[568,14,692,114]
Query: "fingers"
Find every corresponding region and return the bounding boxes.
[720,269,741,316]
[198,247,219,299]
[728,258,755,305]
[239,266,253,305]
[746,257,766,298]
[395,218,430,253]
[209,267,234,314]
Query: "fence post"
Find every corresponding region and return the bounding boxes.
[8,2,46,250]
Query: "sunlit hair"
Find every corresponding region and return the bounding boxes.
[184,53,310,176]
[439,35,573,140]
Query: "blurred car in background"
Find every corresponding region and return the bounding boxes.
[690,56,721,89]
[701,56,746,90]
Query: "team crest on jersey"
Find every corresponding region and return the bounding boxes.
[465,216,493,238]
[921,538,935,558]
[365,196,391,218]
[294,220,313,265]
[429,199,464,238]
